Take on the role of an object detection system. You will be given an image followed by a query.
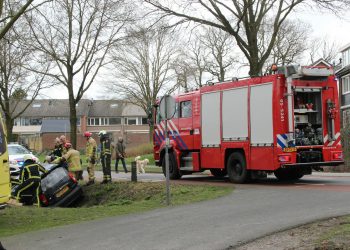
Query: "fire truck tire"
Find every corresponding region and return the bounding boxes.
[210,169,227,177]
[162,152,181,180]
[227,152,249,184]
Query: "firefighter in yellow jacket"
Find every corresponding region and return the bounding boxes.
[55,142,82,180]
[99,130,112,184]
[84,131,97,185]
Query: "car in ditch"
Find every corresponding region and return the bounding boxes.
[11,163,83,207]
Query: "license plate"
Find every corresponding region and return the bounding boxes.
[283,147,297,153]
[56,186,69,198]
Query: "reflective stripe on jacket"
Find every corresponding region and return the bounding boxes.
[20,162,47,183]
[101,138,112,156]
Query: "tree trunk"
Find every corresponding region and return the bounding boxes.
[5,116,14,143]
[68,97,77,148]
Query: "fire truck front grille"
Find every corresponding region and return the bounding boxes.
[297,150,323,163]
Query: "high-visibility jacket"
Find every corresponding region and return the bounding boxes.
[19,160,47,183]
[101,138,112,156]
[62,148,82,172]
[86,137,97,159]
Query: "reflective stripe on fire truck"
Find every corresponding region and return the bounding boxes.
[277,134,288,149]
[155,121,188,150]
[324,132,341,146]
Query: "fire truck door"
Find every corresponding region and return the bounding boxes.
[249,83,274,170]
[177,99,194,150]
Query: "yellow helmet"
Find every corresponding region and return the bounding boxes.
[23,154,33,162]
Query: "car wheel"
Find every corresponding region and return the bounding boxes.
[227,152,249,183]
[162,152,181,180]
[210,169,227,177]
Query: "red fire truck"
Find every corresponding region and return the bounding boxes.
[152,65,344,183]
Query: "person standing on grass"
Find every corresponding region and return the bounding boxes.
[115,137,127,173]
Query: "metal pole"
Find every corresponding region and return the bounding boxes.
[164,97,170,205]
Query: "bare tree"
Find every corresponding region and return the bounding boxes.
[172,52,197,92]
[308,37,340,64]
[144,0,350,76]
[188,36,207,87]
[261,19,309,74]
[0,28,50,141]
[26,0,132,147]
[0,0,34,39]
[0,0,51,40]
[201,26,236,82]
[110,25,178,134]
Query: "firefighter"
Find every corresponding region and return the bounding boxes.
[50,137,63,159]
[99,130,112,184]
[54,142,82,179]
[11,154,47,206]
[84,131,97,185]
[59,135,68,154]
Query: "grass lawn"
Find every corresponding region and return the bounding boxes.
[0,182,232,237]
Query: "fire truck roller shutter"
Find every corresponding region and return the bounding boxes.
[250,83,273,145]
[201,91,221,147]
[222,87,248,140]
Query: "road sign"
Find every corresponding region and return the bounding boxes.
[159,95,176,120]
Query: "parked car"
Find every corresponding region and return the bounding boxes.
[8,144,39,178]
[11,163,83,207]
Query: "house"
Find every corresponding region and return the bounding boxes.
[335,44,350,127]
[12,99,150,151]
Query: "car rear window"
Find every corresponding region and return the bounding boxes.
[41,167,70,193]
[0,121,6,155]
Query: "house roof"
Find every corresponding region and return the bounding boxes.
[12,99,91,117]
[11,99,147,118]
[310,58,333,68]
[122,103,146,116]
[40,119,71,133]
[88,100,125,117]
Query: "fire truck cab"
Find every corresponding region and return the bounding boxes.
[153,65,344,183]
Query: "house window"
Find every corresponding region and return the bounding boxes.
[32,103,41,108]
[88,117,109,126]
[342,75,350,95]
[109,117,121,125]
[126,117,137,125]
[343,49,350,67]
[180,101,192,118]
[77,117,81,126]
[142,117,148,125]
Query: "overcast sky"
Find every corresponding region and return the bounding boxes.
[41,8,350,100]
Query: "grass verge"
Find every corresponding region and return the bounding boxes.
[314,216,350,248]
[0,182,232,237]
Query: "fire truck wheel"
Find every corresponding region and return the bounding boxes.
[227,152,248,184]
[162,152,181,180]
[210,169,227,177]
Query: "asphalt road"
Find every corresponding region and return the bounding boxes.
[2,172,350,250]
